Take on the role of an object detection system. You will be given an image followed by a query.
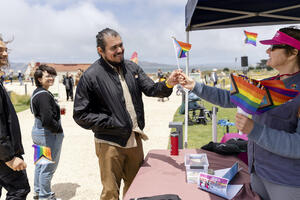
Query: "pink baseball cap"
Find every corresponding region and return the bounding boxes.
[260,31,300,50]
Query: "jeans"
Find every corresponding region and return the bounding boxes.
[32,118,64,199]
[251,172,300,200]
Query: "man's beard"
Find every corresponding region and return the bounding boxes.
[105,55,124,68]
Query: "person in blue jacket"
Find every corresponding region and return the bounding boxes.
[179,26,300,200]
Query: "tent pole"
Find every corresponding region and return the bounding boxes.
[184,31,190,149]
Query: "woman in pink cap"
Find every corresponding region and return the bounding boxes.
[179,26,300,200]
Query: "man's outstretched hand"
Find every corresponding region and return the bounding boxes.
[166,69,182,87]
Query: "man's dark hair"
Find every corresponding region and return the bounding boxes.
[34,64,57,87]
[96,28,120,51]
[279,26,300,67]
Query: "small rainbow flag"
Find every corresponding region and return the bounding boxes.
[230,74,300,114]
[32,144,54,165]
[130,51,138,64]
[173,38,191,58]
[244,30,258,46]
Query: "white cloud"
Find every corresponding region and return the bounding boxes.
[0,0,120,63]
[1,0,299,68]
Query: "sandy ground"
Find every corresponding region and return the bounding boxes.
[1,81,182,200]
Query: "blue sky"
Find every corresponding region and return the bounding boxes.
[1,0,299,68]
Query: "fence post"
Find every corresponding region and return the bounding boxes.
[24,84,27,95]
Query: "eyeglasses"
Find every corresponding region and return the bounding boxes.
[45,75,56,78]
[270,44,288,51]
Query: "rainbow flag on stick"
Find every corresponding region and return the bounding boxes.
[173,38,191,58]
[130,51,138,64]
[244,30,258,46]
[230,74,300,115]
[32,144,54,165]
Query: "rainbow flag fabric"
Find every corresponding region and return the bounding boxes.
[256,79,299,113]
[230,74,299,114]
[244,30,258,46]
[230,74,267,114]
[32,144,54,165]
[174,39,191,58]
[130,51,138,64]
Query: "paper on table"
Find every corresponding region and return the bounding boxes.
[198,162,243,200]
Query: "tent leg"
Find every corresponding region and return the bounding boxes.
[212,107,218,142]
[184,31,190,149]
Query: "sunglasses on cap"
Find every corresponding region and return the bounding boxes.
[270,44,289,51]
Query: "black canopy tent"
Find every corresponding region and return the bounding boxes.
[182,0,300,147]
[186,0,300,31]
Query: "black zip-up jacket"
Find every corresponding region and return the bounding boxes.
[73,58,173,147]
[31,87,63,133]
[0,83,24,162]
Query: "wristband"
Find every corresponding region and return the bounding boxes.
[165,81,173,88]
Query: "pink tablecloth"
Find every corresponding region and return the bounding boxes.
[124,149,260,200]
[220,133,248,165]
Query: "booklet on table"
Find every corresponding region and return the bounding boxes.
[197,162,243,200]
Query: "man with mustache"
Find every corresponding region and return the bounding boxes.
[73,28,179,200]
[0,36,30,199]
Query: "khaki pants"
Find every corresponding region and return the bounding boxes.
[95,134,144,200]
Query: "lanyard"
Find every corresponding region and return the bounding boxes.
[269,70,300,80]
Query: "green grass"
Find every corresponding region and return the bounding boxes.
[14,104,30,112]
[171,100,237,149]
[10,92,30,113]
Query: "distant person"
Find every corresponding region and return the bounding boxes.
[63,72,74,101]
[75,68,83,86]
[17,70,23,85]
[29,68,35,86]
[73,28,179,200]
[210,69,218,87]
[8,70,13,84]
[0,34,30,200]
[31,64,64,200]
[179,26,300,200]
[157,68,163,81]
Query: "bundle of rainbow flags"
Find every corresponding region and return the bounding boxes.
[32,144,54,165]
[230,74,299,115]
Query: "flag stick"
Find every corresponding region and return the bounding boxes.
[172,37,181,70]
